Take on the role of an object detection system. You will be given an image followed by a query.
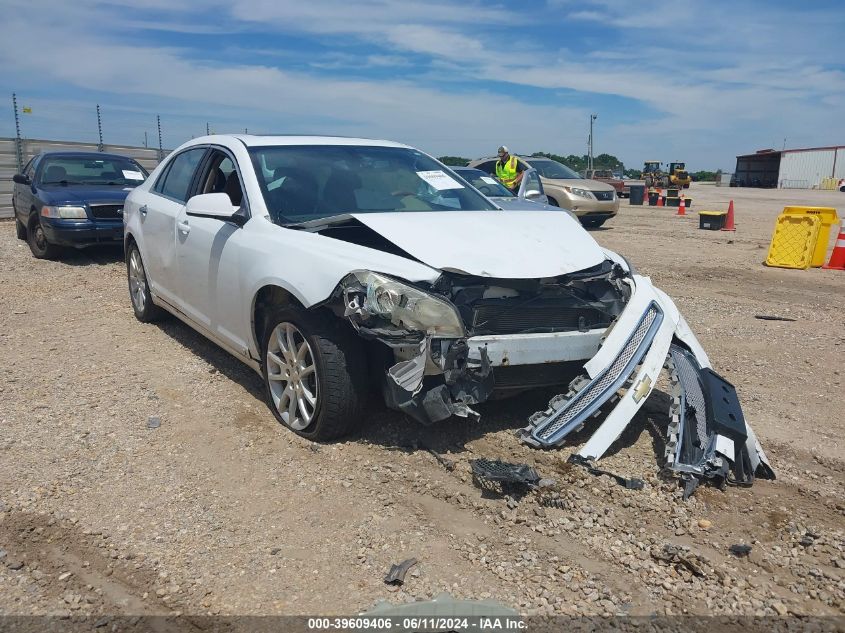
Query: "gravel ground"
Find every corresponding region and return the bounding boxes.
[0,183,843,625]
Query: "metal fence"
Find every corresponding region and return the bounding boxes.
[779,179,810,189]
[0,137,169,219]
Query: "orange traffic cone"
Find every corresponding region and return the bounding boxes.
[722,200,736,231]
[676,197,686,216]
[657,189,664,207]
[822,225,845,270]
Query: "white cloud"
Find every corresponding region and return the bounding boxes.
[1,0,842,170]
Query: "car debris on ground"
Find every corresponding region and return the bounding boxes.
[384,558,418,586]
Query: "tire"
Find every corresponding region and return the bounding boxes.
[546,197,559,207]
[126,243,166,322]
[27,214,60,260]
[581,218,606,229]
[261,306,367,441]
[15,217,27,240]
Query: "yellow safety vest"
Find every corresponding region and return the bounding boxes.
[495,156,519,189]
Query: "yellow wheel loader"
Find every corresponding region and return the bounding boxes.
[668,162,691,188]
[642,161,668,189]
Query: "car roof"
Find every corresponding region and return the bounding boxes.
[186,134,413,149]
[37,151,138,160]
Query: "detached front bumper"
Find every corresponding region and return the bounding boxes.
[518,274,774,491]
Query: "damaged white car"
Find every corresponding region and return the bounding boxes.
[124,135,773,494]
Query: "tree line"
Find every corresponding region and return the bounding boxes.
[438,153,719,181]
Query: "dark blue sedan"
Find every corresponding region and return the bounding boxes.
[12,151,149,259]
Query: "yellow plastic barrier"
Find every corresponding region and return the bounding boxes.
[781,206,840,267]
[765,215,821,270]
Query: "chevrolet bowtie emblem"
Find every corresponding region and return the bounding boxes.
[632,375,653,403]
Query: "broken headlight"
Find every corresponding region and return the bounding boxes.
[342,271,465,337]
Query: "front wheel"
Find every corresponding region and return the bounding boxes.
[15,218,27,240]
[27,215,60,259]
[545,197,559,207]
[581,218,607,229]
[262,308,367,441]
[126,244,166,322]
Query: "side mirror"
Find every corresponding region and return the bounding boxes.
[525,189,542,199]
[12,174,30,185]
[186,192,245,225]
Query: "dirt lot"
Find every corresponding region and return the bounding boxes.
[1,183,843,625]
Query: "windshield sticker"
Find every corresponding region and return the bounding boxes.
[122,170,145,181]
[416,170,464,191]
[480,176,498,185]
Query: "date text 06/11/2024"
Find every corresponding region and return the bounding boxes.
[306,616,526,630]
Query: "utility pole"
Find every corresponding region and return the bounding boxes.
[96,104,104,152]
[588,114,598,172]
[12,93,23,172]
[144,131,148,148]
[156,115,163,160]
[206,122,210,136]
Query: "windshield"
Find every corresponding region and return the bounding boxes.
[529,159,581,179]
[249,145,497,224]
[453,168,515,198]
[39,156,148,186]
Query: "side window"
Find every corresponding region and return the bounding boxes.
[154,148,205,202]
[23,157,36,179]
[476,160,497,175]
[197,150,244,207]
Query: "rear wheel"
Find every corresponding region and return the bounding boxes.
[126,243,166,322]
[15,218,27,240]
[27,214,60,259]
[261,307,367,441]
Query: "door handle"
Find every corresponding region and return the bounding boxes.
[139,204,147,216]
[177,220,191,234]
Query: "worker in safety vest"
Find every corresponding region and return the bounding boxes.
[494,145,525,193]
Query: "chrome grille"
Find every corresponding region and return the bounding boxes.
[671,346,708,449]
[535,304,662,442]
[593,191,615,201]
[90,204,123,220]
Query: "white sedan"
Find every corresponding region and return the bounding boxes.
[124,135,772,495]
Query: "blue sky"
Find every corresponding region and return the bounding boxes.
[1,0,843,170]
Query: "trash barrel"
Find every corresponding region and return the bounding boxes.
[629,184,645,205]
[648,191,660,206]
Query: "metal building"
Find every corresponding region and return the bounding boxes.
[733,145,845,189]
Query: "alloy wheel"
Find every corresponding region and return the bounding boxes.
[266,322,319,431]
[128,248,147,313]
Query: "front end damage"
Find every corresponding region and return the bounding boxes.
[331,263,774,494]
[518,276,775,493]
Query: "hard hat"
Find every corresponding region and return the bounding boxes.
[497,145,508,155]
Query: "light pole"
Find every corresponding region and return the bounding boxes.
[588,114,598,171]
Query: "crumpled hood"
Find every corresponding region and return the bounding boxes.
[350,211,607,278]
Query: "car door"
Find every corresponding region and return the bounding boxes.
[517,168,548,204]
[13,157,38,222]
[142,147,207,307]
[174,148,250,353]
